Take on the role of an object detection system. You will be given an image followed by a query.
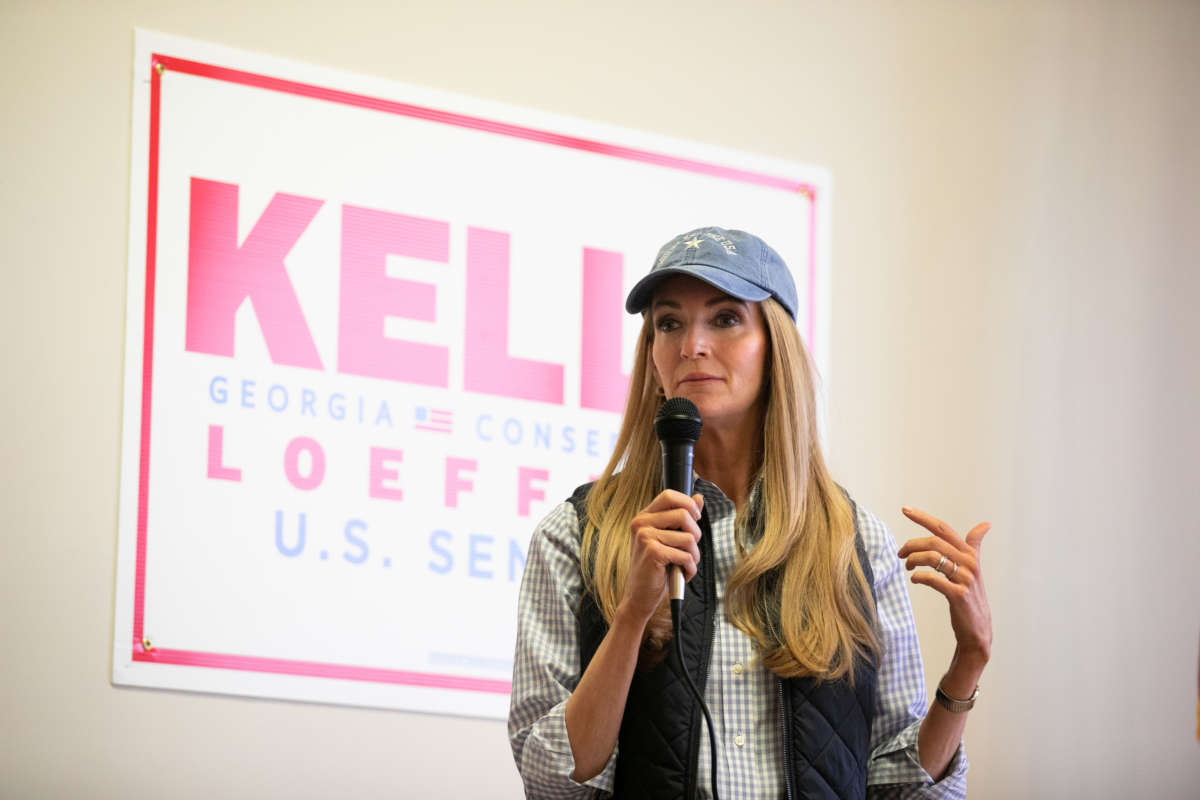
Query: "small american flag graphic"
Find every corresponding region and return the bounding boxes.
[414,406,453,434]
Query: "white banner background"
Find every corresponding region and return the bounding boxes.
[113,29,832,719]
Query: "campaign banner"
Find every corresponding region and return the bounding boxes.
[112,29,832,718]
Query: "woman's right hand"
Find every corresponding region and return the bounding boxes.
[618,490,705,627]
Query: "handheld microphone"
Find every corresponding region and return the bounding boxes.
[653,397,703,604]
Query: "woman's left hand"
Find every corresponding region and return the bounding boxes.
[897,507,992,665]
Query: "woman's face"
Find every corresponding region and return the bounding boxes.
[649,275,769,430]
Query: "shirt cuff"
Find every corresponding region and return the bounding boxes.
[867,719,968,798]
[517,697,618,797]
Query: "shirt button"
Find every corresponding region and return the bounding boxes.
[734,733,745,748]
[732,663,743,676]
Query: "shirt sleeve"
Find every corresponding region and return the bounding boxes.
[508,501,618,799]
[858,505,969,799]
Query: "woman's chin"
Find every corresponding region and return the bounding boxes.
[667,390,714,409]
[673,395,725,421]
[670,383,722,402]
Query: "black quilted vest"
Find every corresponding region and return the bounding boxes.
[570,482,878,800]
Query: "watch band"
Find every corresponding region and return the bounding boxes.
[935,682,979,713]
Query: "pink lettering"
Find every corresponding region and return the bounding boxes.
[368,447,405,501]
[185,178,324,368]
[186,181,635,407]
[339,206,450,387]
[580,247,630,412]
[284,436,326,491]
[444,457,477,508]
[464,228,564,404]
[205,425,242,481]
[517,466,549,517]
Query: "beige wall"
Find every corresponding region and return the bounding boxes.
[3,1,1198,797]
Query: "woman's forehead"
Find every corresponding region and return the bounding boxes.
[650,274,748,308]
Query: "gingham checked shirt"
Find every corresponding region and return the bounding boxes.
[508,477,968,799]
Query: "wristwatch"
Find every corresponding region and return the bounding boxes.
[935,682,980,713]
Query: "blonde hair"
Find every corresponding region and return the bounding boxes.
[580,298,880,682]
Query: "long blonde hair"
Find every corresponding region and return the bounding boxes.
[580,298,880,682]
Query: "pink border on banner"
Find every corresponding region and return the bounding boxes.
[132,53,820,695]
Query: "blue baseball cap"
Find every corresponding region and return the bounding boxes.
[624,226,799,320]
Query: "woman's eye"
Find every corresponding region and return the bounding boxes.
[713,311,740,327]
[655,317,679,332]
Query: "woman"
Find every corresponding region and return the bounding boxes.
[509,227,992,799]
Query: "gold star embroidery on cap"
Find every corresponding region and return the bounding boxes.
[682,236,704,249]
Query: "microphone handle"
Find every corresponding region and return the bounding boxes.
[660,441,695,602]
[668,565,686,602]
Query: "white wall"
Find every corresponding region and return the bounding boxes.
[2,1,1197,797]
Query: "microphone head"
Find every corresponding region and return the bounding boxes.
[654,397,702,444]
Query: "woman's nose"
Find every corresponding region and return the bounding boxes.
[680,324,708,359]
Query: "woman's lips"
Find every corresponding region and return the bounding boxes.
[678,374,721,387]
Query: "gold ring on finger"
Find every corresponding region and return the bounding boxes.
[935,555,946,573]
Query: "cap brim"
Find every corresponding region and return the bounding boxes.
[624,264,772,314]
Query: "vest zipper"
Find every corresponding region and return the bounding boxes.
[696,618,710,800]
[779,678,794,800]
